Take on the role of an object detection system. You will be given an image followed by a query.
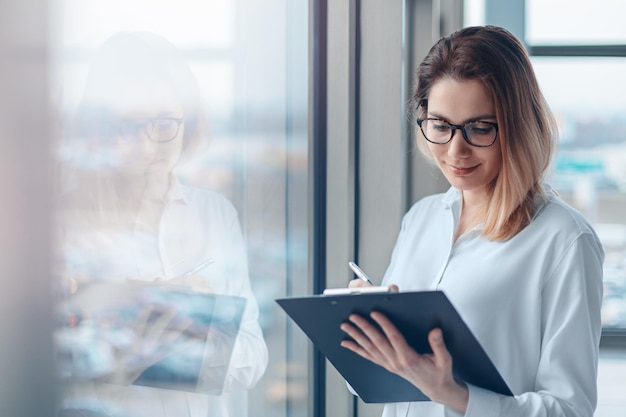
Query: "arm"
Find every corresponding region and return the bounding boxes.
[463,232,604,417]
[198,206,268,394]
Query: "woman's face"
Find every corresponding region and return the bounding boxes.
[97,76,185,180]
[424,78,502,204]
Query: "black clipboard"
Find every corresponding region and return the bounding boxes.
[276,290,512,403]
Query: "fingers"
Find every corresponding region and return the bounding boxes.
[348,279,372,288]
[341,314,452,370]
[341,313,405,363]
[428,328,452,369]
[340,315,381,350]
[340,319,378,362]
[133,305,192,344]
[348,281,400,290]
[341,312,407,356]
[370,311,408,351]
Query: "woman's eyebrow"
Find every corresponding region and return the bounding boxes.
[428,112,497,123]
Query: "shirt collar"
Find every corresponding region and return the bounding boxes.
[167,175,190,204]
[441,186,462,209]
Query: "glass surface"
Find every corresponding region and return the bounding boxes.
[534,57,626,329]
[526,0,626,45]
[50,1,309,417]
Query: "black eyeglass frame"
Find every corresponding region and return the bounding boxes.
[117,117,185,143]
[416,117,499,148]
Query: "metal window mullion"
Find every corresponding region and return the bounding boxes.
[309,1,328,417]
[529,44,626,57]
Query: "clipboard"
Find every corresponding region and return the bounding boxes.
[57,282,247,394]
[129,287,247,394]
[276,290,512,403]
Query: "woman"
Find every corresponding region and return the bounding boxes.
[55,31,268,417]
[341,26,604,417]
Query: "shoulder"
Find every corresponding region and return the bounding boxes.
[180,184,234,206]
[178,184,238,219]
[529,187,604,255]
[535,188,598,237]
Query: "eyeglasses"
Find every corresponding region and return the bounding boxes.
[416,117,498,147]
[95,117,184,143]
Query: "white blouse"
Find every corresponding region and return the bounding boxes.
[58,180,268,417]
[378,186,604,417]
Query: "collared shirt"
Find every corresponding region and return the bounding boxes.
[378,186,604,417]
[58,179,268,417]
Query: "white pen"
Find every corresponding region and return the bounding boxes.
[184,258,215,276]
[348,261,374,285]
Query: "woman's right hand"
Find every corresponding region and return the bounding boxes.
[348,278,372,289]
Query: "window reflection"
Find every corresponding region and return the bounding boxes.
[54,31,268,417]
[51,1,310,416]
[535,58,626,329]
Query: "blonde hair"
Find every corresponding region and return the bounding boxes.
[411,26,558,240]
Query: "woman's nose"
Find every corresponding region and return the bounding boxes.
[447,128,471,157]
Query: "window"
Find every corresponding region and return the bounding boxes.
[50,1,310,417]
[526,0,626,45]
[524,0,626,335]
[532,58,626,333]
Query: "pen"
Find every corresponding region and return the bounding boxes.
[348,261,374,285]
[184,258,215,276]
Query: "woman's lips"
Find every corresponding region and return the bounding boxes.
[447,163,479,176]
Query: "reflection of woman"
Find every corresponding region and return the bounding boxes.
[342,26,604,417]
[55,31,268,417]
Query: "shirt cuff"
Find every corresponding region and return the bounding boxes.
[464,383,501,417]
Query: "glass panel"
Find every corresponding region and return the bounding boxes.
[50,1,309,417]
[534,57,626,329]
[526,0,626,45]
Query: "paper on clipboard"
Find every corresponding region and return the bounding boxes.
[322,286,393,295]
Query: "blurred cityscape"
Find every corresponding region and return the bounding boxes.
[550,113,626,329]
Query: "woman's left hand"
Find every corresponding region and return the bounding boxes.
[340,312,469,412]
